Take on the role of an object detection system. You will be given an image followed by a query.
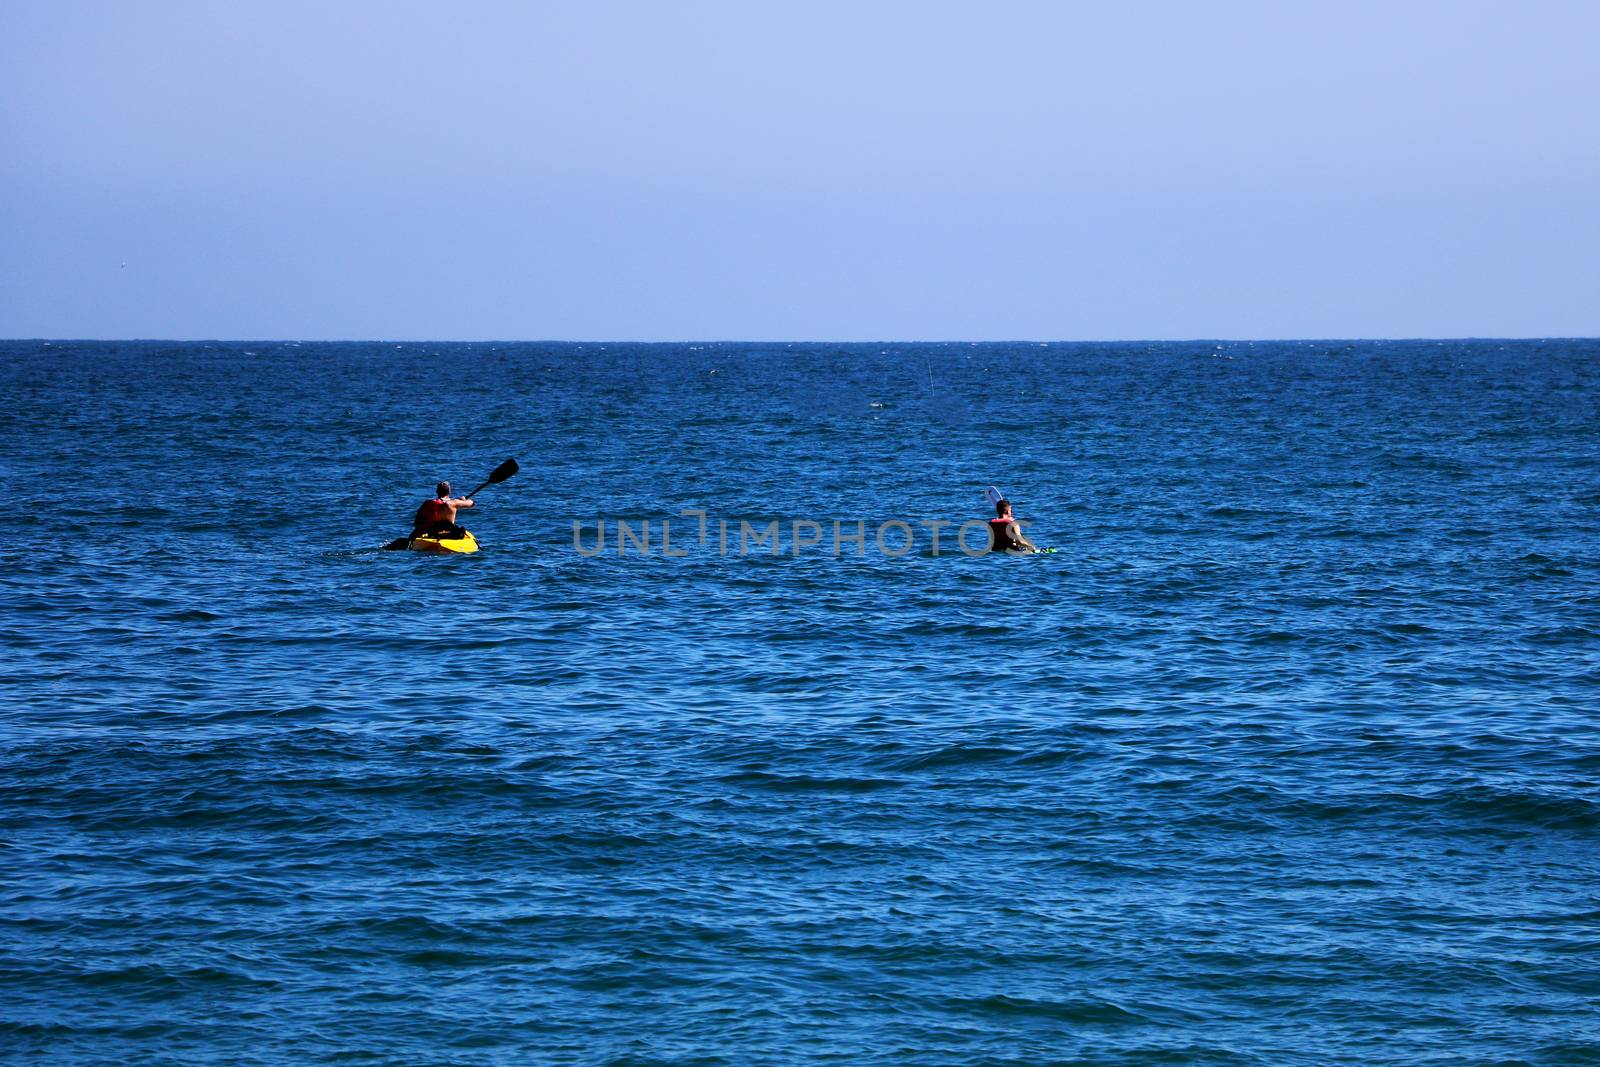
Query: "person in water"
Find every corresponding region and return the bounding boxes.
[412,481,474,538]
[988,498,1040,554]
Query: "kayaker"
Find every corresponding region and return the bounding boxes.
[412,481,474,538]
[988,498,1039,554]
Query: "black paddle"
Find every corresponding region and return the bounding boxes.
[463,457,519,500]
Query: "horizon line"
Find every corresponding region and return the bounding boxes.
[5,335,1596,346]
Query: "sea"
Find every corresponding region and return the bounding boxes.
[2,338,1597,1065]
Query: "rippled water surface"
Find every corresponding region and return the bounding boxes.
[3,339,1598,1064]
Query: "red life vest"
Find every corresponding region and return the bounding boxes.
[988,517,1022,553]
[414,497,452,529]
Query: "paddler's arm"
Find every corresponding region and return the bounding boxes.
[1012,521,1039,552]
[451,497,476,509]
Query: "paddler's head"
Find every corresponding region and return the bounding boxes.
[995,498,1012,519]
[436,481,451,498]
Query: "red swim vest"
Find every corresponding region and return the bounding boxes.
[988,518,1022,552]
[415,498,452,527]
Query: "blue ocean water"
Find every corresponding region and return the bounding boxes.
[2,338,1598,1065]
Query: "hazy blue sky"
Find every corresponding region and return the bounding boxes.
[2,0,1596,340]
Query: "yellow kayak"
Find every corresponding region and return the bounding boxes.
[408,530,479,555]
